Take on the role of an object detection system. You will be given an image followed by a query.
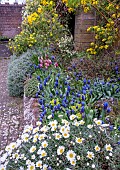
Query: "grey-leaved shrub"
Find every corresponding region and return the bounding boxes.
[7,50,35,97]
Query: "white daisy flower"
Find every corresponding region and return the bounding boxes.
[27,162,35,170]
[36,121,42,126]
[57,146,65,155]
[29,146,36,153]
[43,164,48,170]
[79,120,85,125]
[105,144,113,152]
[87,124,93,129]
[86,151,94,160]
[76,137,84,144]
[40,150,47,158]
[94,145,100,152]
[70,114,76,120]
[62,131,70,138]
[54,133,62,140]
[95,120,102,126]
[21,133,29,142]
[38,134,46,141]
[41,141,48,148]
[33,127,39,134]
[66,150,76,161]
[70,159,76,166]
[36,160,42,168]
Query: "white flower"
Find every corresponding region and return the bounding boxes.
[105,144,113,152]
[0,153,8,163]
[57,146,65,155]
[86,151,94,160]
[31,155,35,159]
[87,124,93,129]
[26,159,31,165]
[87,162,89,166]
[70,159,76,166]
[73,121,80,127]
[76,137,84,144]
[36,121,42,126]
[100,124,109,128]
[27,162,35,170]
[40,125,49,133]
[43,164,48,170]
[92,164,95,168]
[62,131,70,138]
[47,115,52,119]
[106,156,109,160]
[66,150,76,161]
[70,114,76,120]
[38,134,46,141]
[54,133,62,140]
[9,142,16,150]
[33,127,39,134]
[79,120,85,125]
[29,146,36,153]
[95,120,102,126]
[109,152,112,156]
[58,115,63,118]
[21,133,29,142]
[40,150,47,158]
[41,141,48,148]
[36,160,42,168]
[94,145,100,152]
[37,148,42,155]
[77,155,80,160]
[0,165,6,170]
[60,126,66,133]
[49,120,58,128]
[89,135,92,138]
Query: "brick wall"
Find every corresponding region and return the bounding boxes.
[0,3,24,38]
[74,10,96,51]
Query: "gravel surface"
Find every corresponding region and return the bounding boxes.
[0,44,24,155]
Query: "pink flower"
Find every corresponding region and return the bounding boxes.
[40,64,43,68]
[54,62,58,67]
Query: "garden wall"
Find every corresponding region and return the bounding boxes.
[0,3,24,38]
[74,10,96,51]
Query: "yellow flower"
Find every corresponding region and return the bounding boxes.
[38,7,42,13]
[105,144,113,152]
[76,112,82,119]
[95,145,100,152]
[104,45,109,49]
[68,7,74,13]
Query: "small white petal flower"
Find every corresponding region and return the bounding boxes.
[57,146,65,155]
[105,144,113,152]
[87,151,94,160]
[36,160,42,168]
[66,150,76,161]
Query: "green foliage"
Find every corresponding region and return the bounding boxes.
[24,77,38,97]
[7,50,35,97]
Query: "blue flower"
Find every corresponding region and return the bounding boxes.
[81,101,85,106]
[56,90,59,96]
[109,125,114,131]
[81,106,85,113]
[36,93,39,98]
[107,107,111,113]
[39,84,43,90]
[37,75,40,81]
[49,93,53,98]
[40,117,43,122]
[39,99,43,105]
[48,166,52,170]
[83,78,87,84]
[103,102,108,110]
[82,95,85,100]
[88,79,90,84]
[41,105,45,111]
[118,126,120,131]
[67,85,71,92]
[82,90,86,95]
[118,141,120,145]
[57,73,60,77]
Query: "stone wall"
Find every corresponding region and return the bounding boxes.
[74,10,96,51]
[0,3,24,38]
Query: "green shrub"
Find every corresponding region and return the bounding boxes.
[7,50,35,97]
[24,77,38,98]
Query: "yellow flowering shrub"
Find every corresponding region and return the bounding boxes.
[9,0,70,55]
[61,0,120,55]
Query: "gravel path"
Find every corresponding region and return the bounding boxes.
[0,44,24,154]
